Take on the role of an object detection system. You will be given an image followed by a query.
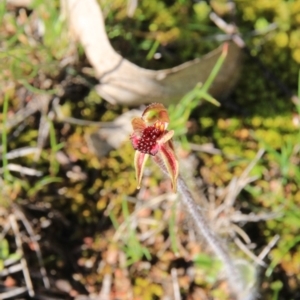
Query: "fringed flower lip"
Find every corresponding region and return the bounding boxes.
[130,103,179,193]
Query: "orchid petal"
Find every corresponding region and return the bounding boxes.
[142,103,169,126]
[159,140,179,193]
[134,151,149,189]
[158,130,174,144]
[131,117,146,135]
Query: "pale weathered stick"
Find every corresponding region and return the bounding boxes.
[9,214,35,297]
[64,0,243,105]
[13,207,50,289]
[8,0,243,105]
[6,0,32,6]
[0,287,28,299]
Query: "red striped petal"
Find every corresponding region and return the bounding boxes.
[134,151,149,189]
[158,130,174,144]
[159,140,178,193]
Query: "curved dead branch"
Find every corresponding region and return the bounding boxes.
[64,0,243,105]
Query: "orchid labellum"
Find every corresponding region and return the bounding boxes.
[130,103,179,193]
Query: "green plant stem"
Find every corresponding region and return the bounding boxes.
[201,43,228,93]
[2,93,9,182]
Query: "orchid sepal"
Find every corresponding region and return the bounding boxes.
[157,140,178,193]
[158,130,174,144]
[134,151,149,189]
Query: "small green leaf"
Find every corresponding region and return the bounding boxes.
[0,239,9,259]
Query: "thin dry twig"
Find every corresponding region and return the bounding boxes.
[0,263,23,277]
[0,164,43,176]
[171,268,181,300]
[213,149,265,219]
[53,98,119,128]
[224,149,265,206]
[230,223,251,244]
[0,287,28,299]
[234,237,266,267]
[34,115,51,161]
[230,212,281,223]
[57,116,119,127]
[2,147,40,160]
[209,12,245,48]
[6,0,33,6]
[258,234,280,261]
[189,143,222,155]
[0,95,49,134]
[112,193,176,241]
[3,254,22,268]
[0,220,12,241]
[9,214,35,297]
[97,273,112,300]
[13,206,50,289]
[127,0,138,17]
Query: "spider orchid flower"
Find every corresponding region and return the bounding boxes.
[130,103,179,193]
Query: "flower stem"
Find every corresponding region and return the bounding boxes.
[153,155,252,299]
[177,175,243,298]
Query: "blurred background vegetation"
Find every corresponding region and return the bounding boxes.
[0,0,300,299]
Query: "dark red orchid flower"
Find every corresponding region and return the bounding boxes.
[130,103,178,193]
